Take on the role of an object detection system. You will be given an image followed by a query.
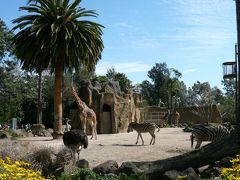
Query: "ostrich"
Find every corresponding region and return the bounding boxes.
[62,118,71,132]
[63,129,88,163]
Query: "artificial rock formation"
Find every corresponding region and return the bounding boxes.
[70,80,142,134]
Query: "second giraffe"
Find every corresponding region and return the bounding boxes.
[71,86,97,140]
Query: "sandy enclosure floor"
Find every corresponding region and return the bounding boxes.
[19,128,209,168]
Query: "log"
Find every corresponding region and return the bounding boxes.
[118,131,240,179]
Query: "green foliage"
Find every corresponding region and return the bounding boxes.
[106,67,132,92]
[186,81,225,123]
[0,61,38,124]
[118,173,148,180]
[106,67,117,81]
[12,0,104,135]
[73,65,95,85]
[59,168,97,180]
[220,79,236,123]
[219,96,235,123]
[95,67,132,92]
[7,129,27,138]
[141,62,184,107]
[94,75,109,84]
[0,19,14,61]
[12,0,104,73]
[59,168,148,180]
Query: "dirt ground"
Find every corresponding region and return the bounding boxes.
[19,128,209,168]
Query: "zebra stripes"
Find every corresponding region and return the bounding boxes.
[127,122,160,145]
[191,124,230,149]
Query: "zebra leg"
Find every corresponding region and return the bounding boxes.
[136,133,140,144]
[195,141,202,149]
[139,133,144,145]
[190,134,195,148]
[152,134,156,145]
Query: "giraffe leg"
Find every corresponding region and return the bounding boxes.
[83,116,87,133]
[91,123,97,140]
[91,121,94,139]
[94,125,97,140]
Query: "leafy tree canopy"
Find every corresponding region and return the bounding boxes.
[186,81,223,106]
[140,62,185,107]
[94,67,132,92]
[12,0,104,73]
[0,19,14,62]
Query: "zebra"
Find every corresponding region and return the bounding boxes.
[190,124,230,149]
[127,122,160,145]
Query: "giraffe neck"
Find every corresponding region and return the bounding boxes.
[71,86,84,110]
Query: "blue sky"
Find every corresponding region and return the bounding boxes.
[0,0,237,89]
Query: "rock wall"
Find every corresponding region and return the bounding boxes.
[70,80,142,134]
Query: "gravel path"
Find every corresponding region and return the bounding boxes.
[18,128,209,168]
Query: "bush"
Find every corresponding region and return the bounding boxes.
[221,155,240,180]
[59,168,148,180]
[0,157,50,179]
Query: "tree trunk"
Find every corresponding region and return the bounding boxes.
[52,60,64,139]
[37,71,42,124]
[118,131,240,179]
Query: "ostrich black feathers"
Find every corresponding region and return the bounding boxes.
[63,129,88,149]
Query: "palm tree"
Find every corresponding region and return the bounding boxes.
[12,0,104,139]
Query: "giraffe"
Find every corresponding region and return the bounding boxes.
[172,109,180,126]
[71,86,97,140]
[164,108,180,126]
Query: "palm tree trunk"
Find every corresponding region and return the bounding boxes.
[37,71,42,124]
[52,60,64,139]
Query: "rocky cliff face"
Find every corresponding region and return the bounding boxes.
[70,80,142,134]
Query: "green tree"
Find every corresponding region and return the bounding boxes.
[0,61,38,124]
[94,75,108,84]
[104,67,132,92]
[141,62,184,107]
[186,81,223,106]
[220,79,236,123]
[186,81,224,123]
[0,19,14,62]
[106,67,116,81]
[12,0,104,138]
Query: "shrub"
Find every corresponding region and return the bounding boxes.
[118,172,147,180]
[221,155,240,180]
[0,156,50,179]
[0,139,32,161]
[59,168,97,180]
[59,168,148,180]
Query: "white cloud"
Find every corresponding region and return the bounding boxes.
[154,0,235,50]
[96,61,151,75]
[113,22,132,28]
[183,69,197,73]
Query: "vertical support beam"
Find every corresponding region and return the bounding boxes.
[236,0,240,123]
[235,44,238,123]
